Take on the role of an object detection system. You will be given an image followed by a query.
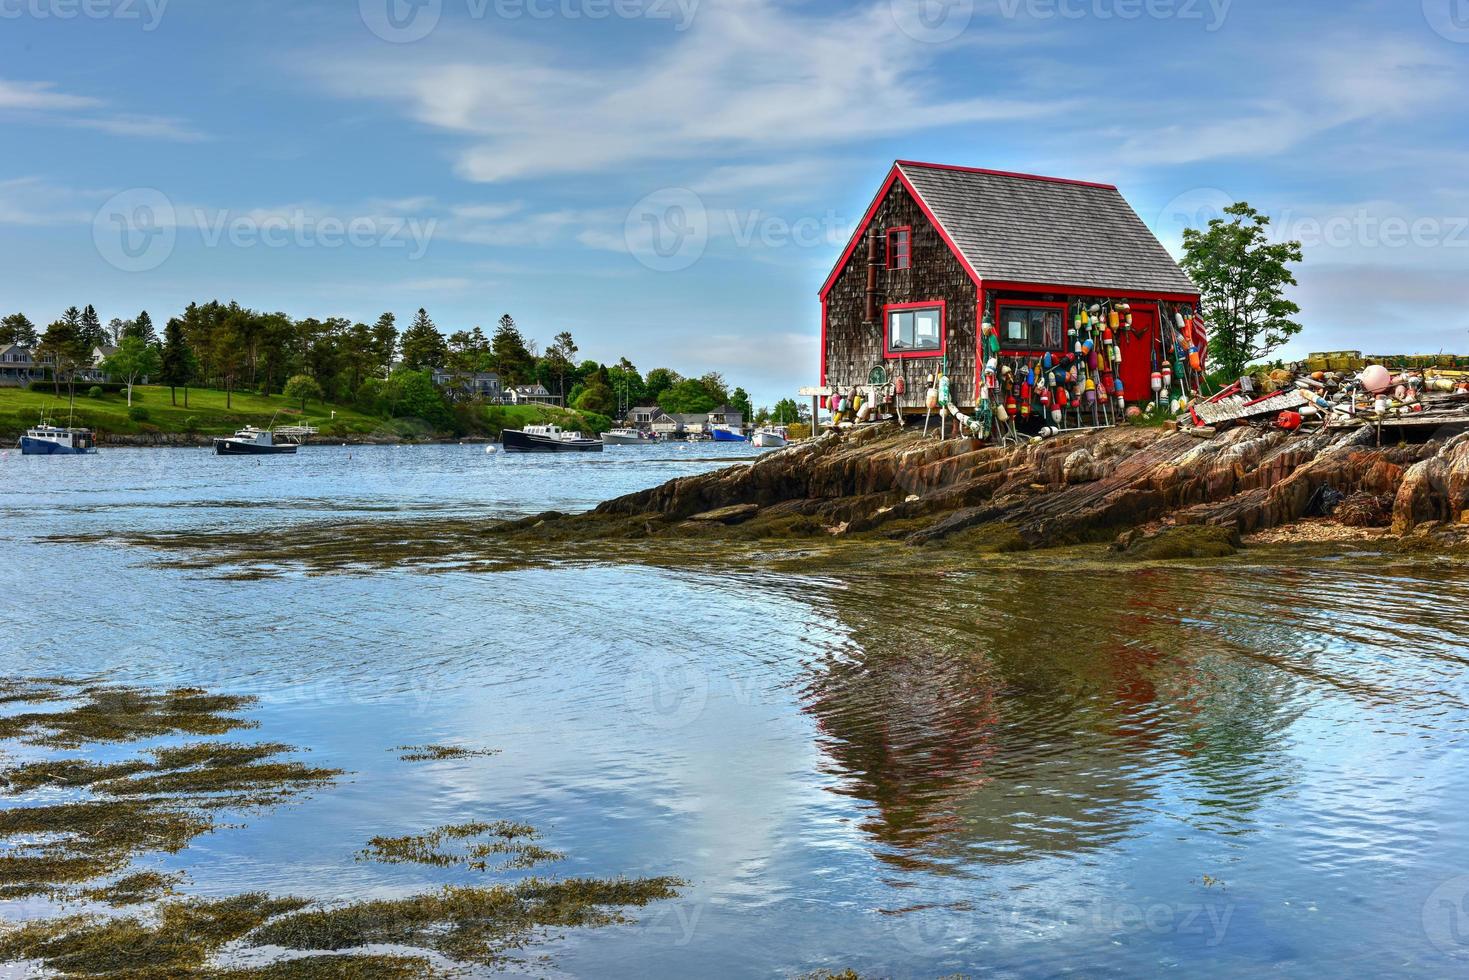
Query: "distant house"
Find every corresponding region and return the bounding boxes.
[430,367,502,401]
[674,413,707,435]
[649,411,682,437]
[82,345,115,383]
[0,344,38,387]
[626,405,660,427]
[508,384,559,406]
[707,404,744,430]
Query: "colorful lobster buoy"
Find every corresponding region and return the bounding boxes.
[1151,371,1163,393]
[925,386,938,411]
[894,375,906,396]
[1162,364,1173,390]
[1188,346,1202,372]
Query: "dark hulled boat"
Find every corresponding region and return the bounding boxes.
[213,426,300,456]
[502,425,603,453]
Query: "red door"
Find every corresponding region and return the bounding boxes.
[1117,307,1158,402]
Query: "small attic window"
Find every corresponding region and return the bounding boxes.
[886,227,911,269]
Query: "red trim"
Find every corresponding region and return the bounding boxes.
[995,300,1070,355]
[885,226,912,269]
[882,300,947,360]
[895,159,1118,191]
[984,280,1200,303]
[818,164,983,299]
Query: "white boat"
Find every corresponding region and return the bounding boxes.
[602,427,657,446]
[752,426,789,448]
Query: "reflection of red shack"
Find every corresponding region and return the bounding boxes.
[818,161,1201,417]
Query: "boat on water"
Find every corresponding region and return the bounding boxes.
[601,427,657,446]
[20,421,97,455]
[752,426,789,449]
[502,425,603,453]
[213,426,301,456]
[710,426,747,443]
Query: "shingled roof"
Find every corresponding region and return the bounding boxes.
[861,161,1198,297]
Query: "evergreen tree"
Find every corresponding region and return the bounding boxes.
[160,317,196,407]
[371,313,398,378]
[127,310,157,345]
[0,313,38,347]
[79,304,106,350]
[490,314,534,384]
[399,308,446,371]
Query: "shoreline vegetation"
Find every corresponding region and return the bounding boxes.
[0,677,685,977]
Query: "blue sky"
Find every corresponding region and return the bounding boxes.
[2,0,1466,406]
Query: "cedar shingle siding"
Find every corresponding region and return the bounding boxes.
[897,162,1198,295]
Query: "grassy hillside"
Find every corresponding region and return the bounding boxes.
[0,386,612,442]
[0,385,384,440]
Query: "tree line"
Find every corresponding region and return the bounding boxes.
[0,302,768,429]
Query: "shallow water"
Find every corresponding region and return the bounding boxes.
[4,445,1469,977]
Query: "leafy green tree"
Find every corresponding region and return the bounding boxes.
[753,406,771,426]
[546,330,578,401]
[0,313,38,347]
[698,371,730,406]
[446,325,492,375]
[36,317,88,410]
[159,317,196,407]
[730,386,752,423]
[283,373,324,412]
[101,335,162,406]
[399,308,446,370]
[771,398,802,425]
[658,377,718,415]
[1181,202,1304,381]
[644,367,680,404]
[383,368,454,431]
[573,364,616,414]
[371,313,398,378]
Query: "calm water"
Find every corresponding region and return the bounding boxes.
[4,444,1469,977]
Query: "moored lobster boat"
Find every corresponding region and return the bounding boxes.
[213,426,301,456]
[502,425,603,453]
[710,426,747,443]
[20,422,96,455]
[601,427,658,446]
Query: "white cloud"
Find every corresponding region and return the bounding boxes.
[312,0,1072,183]
[0,79,101,111]
[0,77,204,142]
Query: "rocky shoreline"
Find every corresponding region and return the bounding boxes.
[504,422,1469,558]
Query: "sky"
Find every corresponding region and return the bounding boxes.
[1,0,1467,407]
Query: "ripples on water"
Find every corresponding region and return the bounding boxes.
[4,446,1469,977]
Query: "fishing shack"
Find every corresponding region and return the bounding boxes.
[814,161,1204,432]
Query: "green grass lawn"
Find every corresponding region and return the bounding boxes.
[0,385,385,439]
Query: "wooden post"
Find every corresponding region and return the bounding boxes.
[811,395,819,435]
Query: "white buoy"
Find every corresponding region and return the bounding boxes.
[485,445,498,454]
